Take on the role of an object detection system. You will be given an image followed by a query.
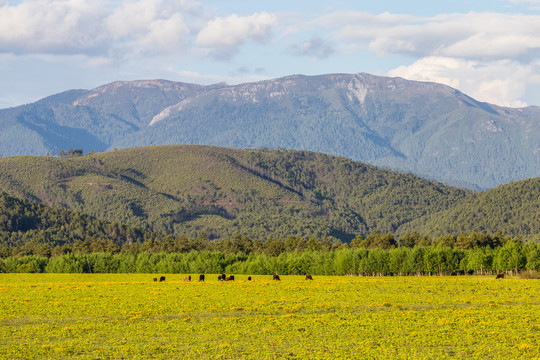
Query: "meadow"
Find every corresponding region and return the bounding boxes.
[0,274,538,359]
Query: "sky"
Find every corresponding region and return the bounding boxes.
[1,0,540,109]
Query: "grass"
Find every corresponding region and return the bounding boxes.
[1,274,539,359]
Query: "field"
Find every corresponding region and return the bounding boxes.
[0,274,539,359]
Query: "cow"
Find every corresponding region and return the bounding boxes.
[159,276,166,282]
[199,274,205,282]
[305,274,313,280]
[153,278,157,282]
[221,273,226,280]
[188,275,191,282]
[496,273,505,279]
[226,276,235,281]
[273,274,281,281]
[217,275,222,281]
[247,276,252,281]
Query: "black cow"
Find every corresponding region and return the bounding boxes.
[248,276,252,281]
[199,274,205,282]
[273,274,281,281]
[159,276,166,282]
[305,274,313,280]
[226,276,235,281]
[188,275,192,282]
[218,275,222,281]
[153,278,157,282]
[496,273,505,279]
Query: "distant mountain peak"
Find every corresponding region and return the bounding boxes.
[0,72,538,189]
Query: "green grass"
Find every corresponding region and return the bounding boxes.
[1,274,539,359]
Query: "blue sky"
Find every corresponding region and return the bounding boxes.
[1,0,539,108]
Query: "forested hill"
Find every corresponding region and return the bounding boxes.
[399,178,540,238]
[0,191,163,253]
[0,145,537,242]
[0,74,538,189]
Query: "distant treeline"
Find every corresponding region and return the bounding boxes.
[0,228,528,259]
[2,240,539,276]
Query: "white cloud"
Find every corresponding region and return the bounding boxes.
[106,0,191,54]
[196,12,277,59]
[389,56,540,107]
[329,12,540,61]
[0,0,109,54]
[0,0,200,56]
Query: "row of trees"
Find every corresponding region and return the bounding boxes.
[2,241,538,276]
[57,149,84,157]
[2,231,524,259]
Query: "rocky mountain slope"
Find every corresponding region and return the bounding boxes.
[1,73,538,189]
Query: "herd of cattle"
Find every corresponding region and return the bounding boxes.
[153,274,314,282]
[153,273,505,282]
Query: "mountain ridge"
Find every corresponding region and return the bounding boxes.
[1,73,538,189]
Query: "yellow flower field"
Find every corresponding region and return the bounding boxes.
[0,274,539,359]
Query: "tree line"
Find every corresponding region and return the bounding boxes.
[2,239,539,276]
[1,229,526,259]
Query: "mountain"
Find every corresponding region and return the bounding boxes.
[0,74,538,189]
[0,145,537,242]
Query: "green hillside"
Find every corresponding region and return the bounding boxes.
[0,191,160,253]
[0,145,537,242]
[399,178,540,239]
[0,145,470,241]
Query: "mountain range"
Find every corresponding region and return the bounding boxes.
[0,145,537,242]
[1,73,538,189]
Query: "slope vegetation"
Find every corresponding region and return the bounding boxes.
[0,191,158,250]
[0,145,538,242]
[400,178,540,238]
[0,145,470,241]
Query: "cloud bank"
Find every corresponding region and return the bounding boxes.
[0,0,539,107]
[318,11,540,106]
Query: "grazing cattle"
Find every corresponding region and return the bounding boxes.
[273,274,281,281]
[305,274,313,280]
[159,276,166,282]
[199,274,205,282]
[248,276,252,281]
[218,275,222,281]
[496,273,505,279]
[221,274,226,280]
[188,275,191,282]
[226,276,235,281]
[153,278,157,282]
